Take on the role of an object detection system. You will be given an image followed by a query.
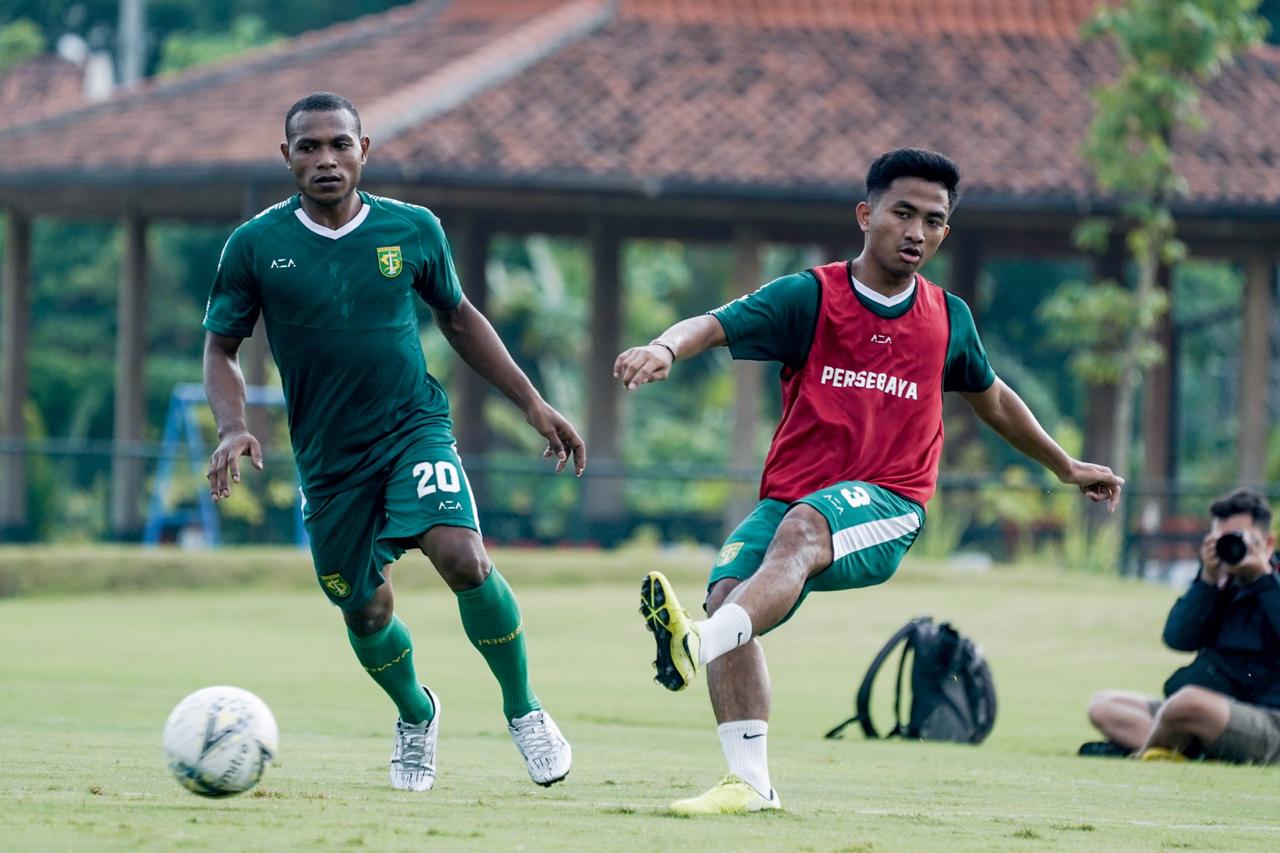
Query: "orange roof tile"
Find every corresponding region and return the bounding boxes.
[0,55,84,132]
[380,10,1280,207]
[0,1,572,171]
[0,0,1277,210]
[620,0,1106,38]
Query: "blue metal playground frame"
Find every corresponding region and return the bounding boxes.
[142,383,306,547]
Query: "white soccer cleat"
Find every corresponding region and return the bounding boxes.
[508,709,571,786]
[389,687,441,792]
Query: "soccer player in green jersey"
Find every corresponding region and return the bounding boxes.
[202,92,584,792]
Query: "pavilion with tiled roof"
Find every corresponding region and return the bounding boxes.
[1,0,1276,538]
[0,54,86,133]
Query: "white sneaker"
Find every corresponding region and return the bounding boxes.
[389,687,440,791]
[507,709,571,786]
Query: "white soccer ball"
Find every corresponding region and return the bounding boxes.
[163,686,279,797]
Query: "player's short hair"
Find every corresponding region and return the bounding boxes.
[284,92,361,141]
[1210,488,1272,530]
[865,148,961,211]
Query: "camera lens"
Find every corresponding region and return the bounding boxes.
[1215,531,1248,565]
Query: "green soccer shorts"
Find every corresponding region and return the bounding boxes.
[302,435,480,611]
[707,481,924,628]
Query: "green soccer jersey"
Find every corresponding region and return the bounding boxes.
[710,270,995,392]
[203,192,463,497]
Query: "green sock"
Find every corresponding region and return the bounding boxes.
[347,615,435,725]
[456,567,541,721]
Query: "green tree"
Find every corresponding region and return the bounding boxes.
[0,17,44,73]
[1040,0,1266,492]
[155,14,280,74]
[3,1,415,78]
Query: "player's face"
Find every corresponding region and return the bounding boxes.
[857,177,951,278]
[281,109,369,206]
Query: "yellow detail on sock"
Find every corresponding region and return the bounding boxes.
[363,646,411,674]
[477,624,523,646]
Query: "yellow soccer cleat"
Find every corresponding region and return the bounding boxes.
[1137,747,1188,762]
[640,571,701,691]
[669,775,781,816]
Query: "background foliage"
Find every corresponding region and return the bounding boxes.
[0,1,1275,553]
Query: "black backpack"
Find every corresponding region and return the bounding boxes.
[824,616,997,744]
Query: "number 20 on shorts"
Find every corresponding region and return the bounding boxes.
[414,461,461,498]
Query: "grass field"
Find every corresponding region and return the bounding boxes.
[4,546,1279,851]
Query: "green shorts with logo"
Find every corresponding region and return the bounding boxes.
[708,481,924,628]
[302,433,479,611]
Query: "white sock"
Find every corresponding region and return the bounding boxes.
[717,720,771,797]
[695,603,753,665]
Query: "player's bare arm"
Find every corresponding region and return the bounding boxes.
[433,296,586,475]
[960,377,1124,512]
[614,314,727,390]
[202,331,264,501]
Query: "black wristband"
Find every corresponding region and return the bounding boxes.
[651,341,677,361]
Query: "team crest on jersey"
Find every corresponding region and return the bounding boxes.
[320,573,351,598]
[716,542,745,566]
[376,245,403,278]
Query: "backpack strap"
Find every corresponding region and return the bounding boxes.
[889,625,915,737]
[824,618,925,739]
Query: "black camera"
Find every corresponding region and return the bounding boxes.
[1215,531,1249,565]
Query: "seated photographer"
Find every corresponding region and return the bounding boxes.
[1083,489,1280,763]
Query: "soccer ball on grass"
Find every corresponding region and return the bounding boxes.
[162,685,279,797]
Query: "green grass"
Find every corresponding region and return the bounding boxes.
[3,548,1278,851]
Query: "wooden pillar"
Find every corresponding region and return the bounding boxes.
[0,211,31,536]
[242,316,270,445]
[584,220,624,531]
[1137,262,1175,542]
[1165,300,1181,512]
[239,187,272,445]
[111,214,148,538]
[947,233,982,306]
[452,213,491,505]
[942,234,984,471]
[1083,233,1125,469]
[1238,255,1274,488]
[724,227,764,534]
[1140,263,1176,517]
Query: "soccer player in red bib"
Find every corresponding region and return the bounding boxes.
[614,148,1124,815]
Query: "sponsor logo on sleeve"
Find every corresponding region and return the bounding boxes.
[716,541,745,566]
[320,572,351,598]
